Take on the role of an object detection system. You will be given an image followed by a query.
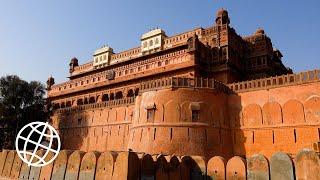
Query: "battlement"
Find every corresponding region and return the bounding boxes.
[228,69,320,93]
[54,97,135,114]
[140,77,230,94]
[49,49,190,97]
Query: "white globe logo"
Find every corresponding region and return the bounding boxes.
[15,122,61,167]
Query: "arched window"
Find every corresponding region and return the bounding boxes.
[77,99,84,106]
[102,94,109,102]
[149,40,153,46]
[115,91,123,99]
[66,101,72,107]
[53,103,60,109]
[89,97,95,104]
[127,89,134,97]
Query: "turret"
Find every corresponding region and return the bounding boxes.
[69,57,79,73]
[215,8,230,25]
[46,76,55,90]
[255,28,265,35]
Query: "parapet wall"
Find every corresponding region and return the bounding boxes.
[50,70,320,160]
[0,148,319,179]
[228,72,320,157]
[51,100,135,152]
[228,69,320,93]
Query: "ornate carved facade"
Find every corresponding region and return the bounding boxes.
[47,9,319,159]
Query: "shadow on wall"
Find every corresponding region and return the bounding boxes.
[55,110,89,151]
[227,94,246,159]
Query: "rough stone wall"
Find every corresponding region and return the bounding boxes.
[0,148,319,180]
[51,104,135,152]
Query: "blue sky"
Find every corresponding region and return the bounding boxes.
[0,0,319,84]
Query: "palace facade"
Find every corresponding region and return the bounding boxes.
[47,9,319,159]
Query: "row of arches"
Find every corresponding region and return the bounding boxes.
[238,97,320,127]
[53,88,139,109]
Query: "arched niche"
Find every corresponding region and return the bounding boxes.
[262,102,283,125]
[283,99,305,124]
[243,104,263,126]
[304,96,320,123]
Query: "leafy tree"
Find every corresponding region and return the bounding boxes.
[0,75,47,149]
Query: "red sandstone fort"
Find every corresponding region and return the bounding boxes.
[47,8,320,158]
[1,9,319,180]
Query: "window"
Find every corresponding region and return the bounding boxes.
[155,38,159,44]
[78,118,82,125]
[143,42,147,48]
[149,40,153,46]
[146,104,156,122]
[192,110,200,122]
[147,109,155,122]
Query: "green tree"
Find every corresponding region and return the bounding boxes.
[0,75,47,149]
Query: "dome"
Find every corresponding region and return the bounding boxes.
[70,57,78,64]
[46,76,55,89]
[215,8,230,25]
[47,76,54,82]
[255,28,265,35]
[216,8,228,17]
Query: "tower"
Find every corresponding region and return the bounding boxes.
[69,57,79,73]
[215,8,230,26]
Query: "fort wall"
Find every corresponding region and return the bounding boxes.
[51,71,320,159]
[51,99,135,152]
[0,148,319,180]
[228,70,320,157]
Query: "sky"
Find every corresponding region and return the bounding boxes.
[0,0,319,84]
